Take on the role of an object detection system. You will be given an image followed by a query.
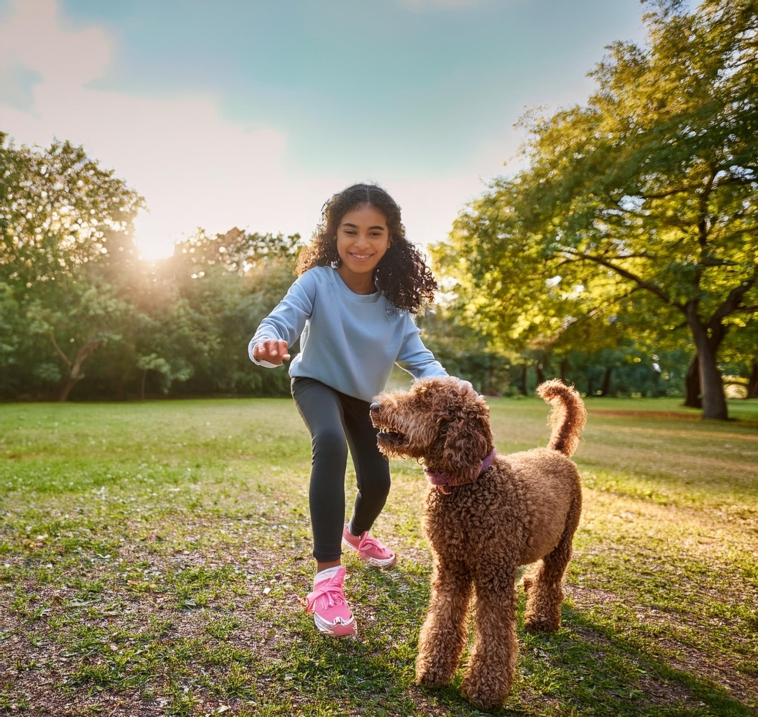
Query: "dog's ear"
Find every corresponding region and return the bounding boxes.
[440,397,492,484]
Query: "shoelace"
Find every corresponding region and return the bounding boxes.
[358,534,389,555]
[304,579,347,613]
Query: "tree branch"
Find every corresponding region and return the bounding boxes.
[560,250,681,309]
[639,185,700,200]
[711,225,758,245]
[636,170,756,201]
[70,339,102,381]
[608,201,692,232]
[538,287,640,347]
[709,270,758,326]
[48,333,72,368]
[697,167,717,250]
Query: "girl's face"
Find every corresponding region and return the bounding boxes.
[335,204,390,290]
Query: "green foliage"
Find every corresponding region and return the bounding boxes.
[0,134,144,290]
[418,306,513,395]
[4,2,757,408]
[433,0,758,419]
[0,135,146,400]
[174,225,302,275]
[0,135,303,401]
[165,259,297,397]
[0,281,21,372]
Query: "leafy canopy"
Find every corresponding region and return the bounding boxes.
[433,0,758,417]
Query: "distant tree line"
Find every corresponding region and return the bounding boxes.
[0,135,299,402]
[1,129,755,415]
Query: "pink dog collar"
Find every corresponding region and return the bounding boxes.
[424,448,497,491]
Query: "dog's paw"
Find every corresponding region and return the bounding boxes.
[416,662,455,688]
[461,675,509,711]
[524,615,561,633]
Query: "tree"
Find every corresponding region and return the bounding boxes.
[148,228,300,395]
[0,135,145,399]
[418,306,513,395]
[172,226,301,276]
[719,315,758,398]
[0,281,24,395]
[0,135,144,289]
[434,0,758,419]
[26,280,132,401]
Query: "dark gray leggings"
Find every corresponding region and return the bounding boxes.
[292,377,391,562]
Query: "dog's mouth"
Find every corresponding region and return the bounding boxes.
[376,427,406,448]
[370,401,411,453]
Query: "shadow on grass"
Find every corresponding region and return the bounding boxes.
[249,570,754,716]
[514,602,754,717]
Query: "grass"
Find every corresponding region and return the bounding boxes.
[0,395,756,716]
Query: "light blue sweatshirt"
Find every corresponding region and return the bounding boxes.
[249,266,447,402]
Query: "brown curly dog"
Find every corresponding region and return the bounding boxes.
[370,378,586,711]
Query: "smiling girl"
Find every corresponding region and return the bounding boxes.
[249,183,450,636]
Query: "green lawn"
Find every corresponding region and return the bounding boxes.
[1,396,756,716]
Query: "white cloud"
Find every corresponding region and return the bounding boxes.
[0,0,345,259]
[0,0,110,88]
[0,0,508,261]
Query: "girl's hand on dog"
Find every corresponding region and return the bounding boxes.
[253,340,290,366]
[453,378,477,397]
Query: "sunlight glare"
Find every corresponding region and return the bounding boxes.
[133,212,177,261]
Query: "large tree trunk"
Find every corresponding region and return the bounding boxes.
[685,304,727,420]
[560,358,569,383]
[684,353,702,408]
[748,363,758,399]
[57,339,102,402]
[535,362,546,385]
[519,365,528,396]
[599,366,613,397]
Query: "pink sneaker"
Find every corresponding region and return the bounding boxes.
[303,566,356,636]
[342,525,397,568]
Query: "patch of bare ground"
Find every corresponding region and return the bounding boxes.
[0,542,310,716]
[567,585,758,710]
[614,428,758,442]
[587,410,703,420]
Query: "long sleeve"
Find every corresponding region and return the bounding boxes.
[247,267,446,401]
[396,316,448,380]
[248,272,316,366]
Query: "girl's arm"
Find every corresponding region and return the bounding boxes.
[249,272,316,367]
[396,316,447,380]
[397,317,478,397]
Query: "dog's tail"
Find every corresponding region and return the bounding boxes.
[537,379,586,458]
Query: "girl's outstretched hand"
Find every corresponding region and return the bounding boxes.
[253,340,291,366]
[452,377,478,397]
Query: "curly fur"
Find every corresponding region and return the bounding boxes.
[370,377,586,711]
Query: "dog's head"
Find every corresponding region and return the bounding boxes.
[370,377,494,488]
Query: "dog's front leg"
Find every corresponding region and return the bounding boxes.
[461,566,519,711]
[416,560,473,688]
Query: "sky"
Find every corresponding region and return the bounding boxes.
[0,0,648,260]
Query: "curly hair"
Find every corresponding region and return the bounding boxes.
[295,183,438,314]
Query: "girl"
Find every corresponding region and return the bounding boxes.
[249,183,457,636]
